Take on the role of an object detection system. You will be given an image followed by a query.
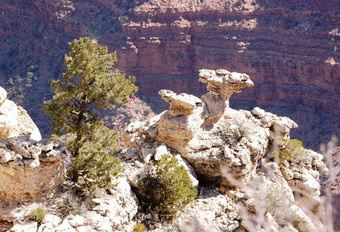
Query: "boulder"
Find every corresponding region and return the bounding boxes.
[0,86,41,141]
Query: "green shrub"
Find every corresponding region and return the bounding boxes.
[29,207,47,224]
[70,124,123,192]
[138,154,197,221]
[279,139,305,162]
[133,223,146,232]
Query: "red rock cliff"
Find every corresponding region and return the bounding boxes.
[0,0,338,148]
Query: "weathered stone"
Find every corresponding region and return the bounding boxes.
[9,220,37,232]
[90,177,139,229]
[176,190,239,232]
[140,147,154,163]
[121,69,328,231]
[252,107,266,118]
[199,69,254,100]
[154,144,169,161]
[0,138,69,203]
[159,89,205,116]
[0,86,41,141]
[0,86,7,106]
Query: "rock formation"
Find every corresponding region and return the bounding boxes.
[123,69,329,231]
[0,86,41,141]
[0,137,69,203]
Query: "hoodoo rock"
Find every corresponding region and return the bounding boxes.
[123,69,328,231]
[0,86,41,141]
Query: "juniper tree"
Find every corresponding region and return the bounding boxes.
[43,37,138,191]
[139,154,197,221]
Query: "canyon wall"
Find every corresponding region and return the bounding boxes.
[0,0,338,148]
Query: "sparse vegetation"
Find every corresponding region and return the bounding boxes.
[265,179,292,217]
[6,66,38,105]
[138,154,197,221]
[43,37,137,192]
[60,192,83,216]
[227,120,248,142]
[29,207,47,224]
[133,222,147,232]
[278,139,305,162]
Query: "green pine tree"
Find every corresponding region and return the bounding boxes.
[43,37,138,191]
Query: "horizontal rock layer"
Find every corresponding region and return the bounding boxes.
[0,137,69,203]
[0,0,338,148]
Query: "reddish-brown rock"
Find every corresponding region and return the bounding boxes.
[0,0,338,148]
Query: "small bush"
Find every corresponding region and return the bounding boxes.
[29,207,47,224]
[133,223,146,232]
[71,145,123,192]
[279,139,305,162]
[138,154,197,221]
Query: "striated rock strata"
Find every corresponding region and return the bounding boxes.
[0,137,69,203]
[123,69,329,231]
[0,0,338,149]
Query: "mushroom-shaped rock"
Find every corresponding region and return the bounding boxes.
[199,69,254,122]
[199,69,254,100]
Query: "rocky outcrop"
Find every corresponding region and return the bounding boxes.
[0,137,69,203]
[0,68,333,231]
[123,69,329,231]
[0,86,41,141]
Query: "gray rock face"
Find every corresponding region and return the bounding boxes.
[123,69,329,231]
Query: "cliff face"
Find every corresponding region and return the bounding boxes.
[117,0,340,148]
[0,0,339,147]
